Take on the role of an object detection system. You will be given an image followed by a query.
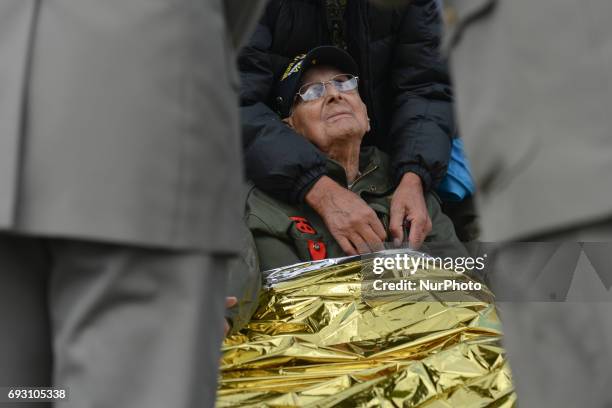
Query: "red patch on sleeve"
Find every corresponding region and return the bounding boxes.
[307,240,327,260]
[289,216,316,235]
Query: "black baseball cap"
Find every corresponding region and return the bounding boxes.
[274,46,359,118]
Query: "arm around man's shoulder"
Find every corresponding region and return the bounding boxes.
[389,0,454,191]
[238,6,328,205]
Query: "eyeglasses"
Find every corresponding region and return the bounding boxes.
[296,74,359,102]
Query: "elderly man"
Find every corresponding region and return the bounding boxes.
[240,0,458,256]
[224,46,464,333]
[243,46,462,271]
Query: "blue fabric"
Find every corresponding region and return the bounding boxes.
[436,138,476,202]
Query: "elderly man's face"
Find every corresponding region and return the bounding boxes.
[287,66,370,152]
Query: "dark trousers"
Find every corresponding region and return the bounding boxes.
[0,233,228,408]
[441,195,480,242]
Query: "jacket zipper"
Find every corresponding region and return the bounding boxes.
[348,164,378,190]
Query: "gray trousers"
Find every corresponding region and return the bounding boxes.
[0,233,228,408]
[490,221,612,408]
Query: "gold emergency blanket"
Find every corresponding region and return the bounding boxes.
[218,251,516,407]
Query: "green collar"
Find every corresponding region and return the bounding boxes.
[325,146,394,195]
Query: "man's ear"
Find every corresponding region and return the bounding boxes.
[363,101,371,132]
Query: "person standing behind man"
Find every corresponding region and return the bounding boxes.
[0,1,265,407]
[240,0,456,255]
[443,0,612,406]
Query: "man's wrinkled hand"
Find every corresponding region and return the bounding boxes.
[389,172,432,249]
[305,176,386,255]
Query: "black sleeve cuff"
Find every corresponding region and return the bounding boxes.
[292,164,328,205]
[394,164,434,193]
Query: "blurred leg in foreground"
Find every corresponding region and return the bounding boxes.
[445,0,612,405]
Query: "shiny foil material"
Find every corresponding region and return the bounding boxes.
[218,250,516,407]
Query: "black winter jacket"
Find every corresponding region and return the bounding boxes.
[240,0,454,204]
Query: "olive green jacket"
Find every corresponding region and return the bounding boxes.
[246,147,462,271]
[226,147,463,331]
